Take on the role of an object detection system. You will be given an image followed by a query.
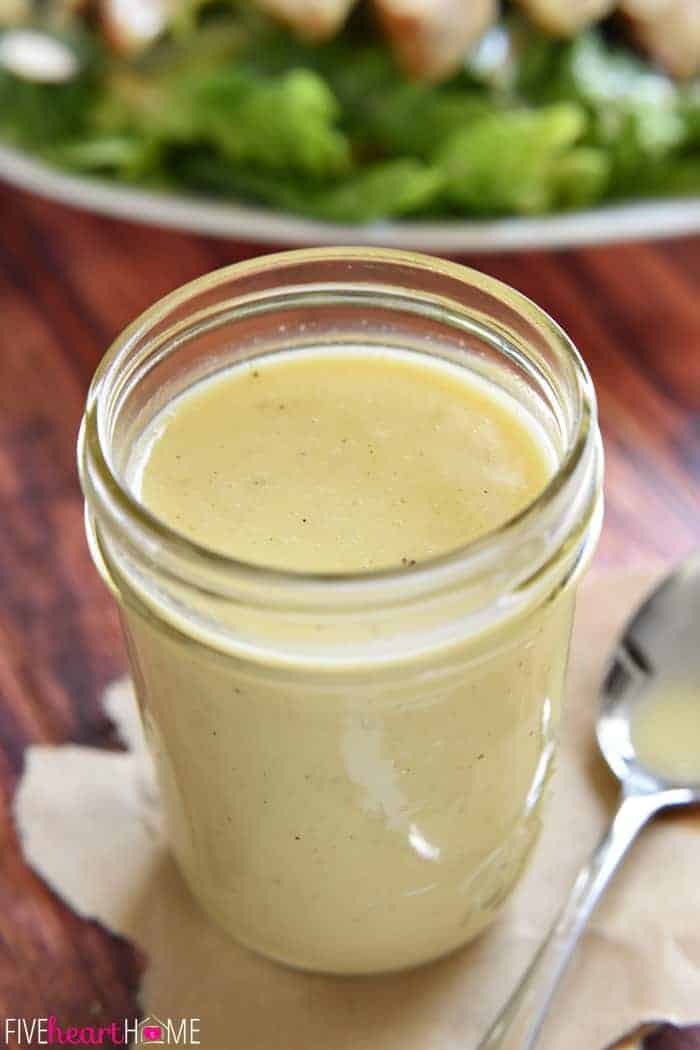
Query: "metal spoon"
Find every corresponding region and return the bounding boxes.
[477,550,700,1050]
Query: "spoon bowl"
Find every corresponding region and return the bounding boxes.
[598,549,700,795]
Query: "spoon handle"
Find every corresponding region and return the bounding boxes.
[476,789,668,1050]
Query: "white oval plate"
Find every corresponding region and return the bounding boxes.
[2,141,699,252]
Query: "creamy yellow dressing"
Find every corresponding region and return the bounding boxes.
[137,347,553,572]
[632,683,700,782]
[117,346,576,974]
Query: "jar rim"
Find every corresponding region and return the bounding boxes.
[78,247,601,610]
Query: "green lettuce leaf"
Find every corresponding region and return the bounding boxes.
[436,102,609,214]
[174,150,443,220]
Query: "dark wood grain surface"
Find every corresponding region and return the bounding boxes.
[0,183,698,1048]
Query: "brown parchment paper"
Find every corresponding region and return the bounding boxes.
[14,569,700,1050]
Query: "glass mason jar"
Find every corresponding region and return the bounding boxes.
[78,248,603,976]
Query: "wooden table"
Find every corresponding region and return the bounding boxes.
[1,184,698,1047]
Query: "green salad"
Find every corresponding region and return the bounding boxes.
[1,4,699,223]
